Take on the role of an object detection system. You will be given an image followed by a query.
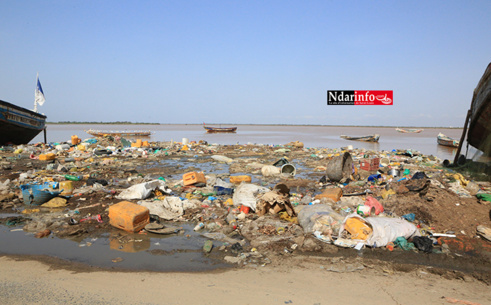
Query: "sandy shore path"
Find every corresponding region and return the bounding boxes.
[0,256,489,305]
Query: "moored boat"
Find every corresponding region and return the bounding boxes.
[396,128,424,133]
[85,129,152,137]
[437,133,459,148]
[340,134,380,142]
[0,100,47,145]
[0,75,47,145]
[203,124,237,133]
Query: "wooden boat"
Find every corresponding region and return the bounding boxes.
[85,129,151,137]
[0,100,47,145]
[0,75,47,145]
[340,134,380,142]
[466,62,491,156]
[396,128,424,133]
[437,133,459,148]
[203,125,237,133]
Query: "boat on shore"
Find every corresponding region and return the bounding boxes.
[466,62,491,156]
[203,124,237,133]
[340,134,380,142]
[396,128,424,133]
[85,129,151,137]
[437,133,459,148]
[0,75,47,145]
[0,100,47,145]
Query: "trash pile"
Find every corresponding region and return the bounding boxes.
[0,135,490,272]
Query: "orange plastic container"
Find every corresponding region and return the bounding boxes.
[39,153,56,161]
[108,201,149,232]
[183,171,206,186]
[230,175,252,184]
[131,139,143,148]
[71,135,81,145]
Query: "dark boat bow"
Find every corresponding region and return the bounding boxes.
[0,99,46,145]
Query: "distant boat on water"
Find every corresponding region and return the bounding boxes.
[396,128,424,133]
[437,133,459,148]
[203,123,237,133]
[340,134,380,142]
[0,74,47,145]
[85,129,151,137]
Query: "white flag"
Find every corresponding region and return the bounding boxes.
[35,74,45,106]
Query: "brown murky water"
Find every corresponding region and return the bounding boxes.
[32,124,469,161]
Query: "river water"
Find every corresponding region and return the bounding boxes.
[32,124,466,161]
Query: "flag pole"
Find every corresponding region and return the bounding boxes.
[34,73,39,113]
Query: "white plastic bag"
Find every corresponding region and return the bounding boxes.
[116,180,166,200]
[261,165,280,177]
[298,204,344,235]
[232,183,270,211]
[138,196,184,220]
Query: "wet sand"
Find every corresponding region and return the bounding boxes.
[1,256,489,305]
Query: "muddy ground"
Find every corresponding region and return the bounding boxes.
[1,138,490,284]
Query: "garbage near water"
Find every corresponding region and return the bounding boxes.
[0,134,490,282]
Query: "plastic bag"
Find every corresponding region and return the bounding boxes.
[364,196,384,215]
[116,180,167,200]
[261,165,280,177]
[232,183,269,211]
[298,205,344,241]
[412,236,433,253]
[138,196,184,220]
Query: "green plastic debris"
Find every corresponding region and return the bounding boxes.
[64,175,81,181]
[476,193,491,202]
[120,138,131,147]
[394,236,416,251]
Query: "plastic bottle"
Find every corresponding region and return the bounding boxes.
[226,213,237,224]
[64,175,81,181]
[193,222,205,231]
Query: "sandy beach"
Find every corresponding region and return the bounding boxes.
[1,256,490,305]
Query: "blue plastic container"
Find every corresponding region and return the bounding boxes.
[213,186,234,195]
[20,183,62,205]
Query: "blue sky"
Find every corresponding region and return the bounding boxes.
[1,1,490,126]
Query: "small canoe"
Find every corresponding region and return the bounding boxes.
[437,133,459,148]
[203,126,237,133]
[396,128,424,133]
[340,134,380,142]
[85,129,151,137]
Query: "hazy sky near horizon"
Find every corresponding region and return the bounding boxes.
[1,1,490,127]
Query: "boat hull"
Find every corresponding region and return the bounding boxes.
[396,128,423,133]
[340,134,380,142]
[204,126,237,133]
[85,130,151,137]
[0,100,46,145]
[467,63,491,156]
[437,133,459,148]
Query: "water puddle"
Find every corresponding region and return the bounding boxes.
[0,222,230,272]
